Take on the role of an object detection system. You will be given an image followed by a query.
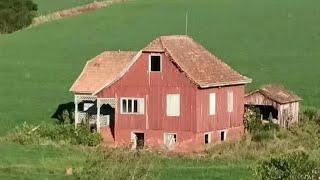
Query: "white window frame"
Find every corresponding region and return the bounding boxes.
[120,97,144,115]
[220,130,227,141]
[209,93,216,115]
[166,94,180,117]
[204,132,212,144]
[227,91,234,113]
[149,54,162,72]
[164,133,177,146]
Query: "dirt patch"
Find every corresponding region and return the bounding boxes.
[32,0,130,26]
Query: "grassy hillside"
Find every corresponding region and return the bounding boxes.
[0,0,320,135]
[0,144,251,179]
[0,144,86,179]
[34,0,103,15]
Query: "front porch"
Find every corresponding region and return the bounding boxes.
[74,95,116,133]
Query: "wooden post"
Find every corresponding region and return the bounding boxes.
[74,95,78,128]
[97,98,101,132]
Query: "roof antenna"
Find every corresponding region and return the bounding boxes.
[185,11,188,35]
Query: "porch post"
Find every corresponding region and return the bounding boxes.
[97,98,101,132]
[74,95,79,128]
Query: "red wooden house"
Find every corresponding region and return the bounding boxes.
[70,35,251,152]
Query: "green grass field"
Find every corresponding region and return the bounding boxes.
[0,144,86,179]
[34,0,103,15]
[0,144,252,179]
[0,0,319,178]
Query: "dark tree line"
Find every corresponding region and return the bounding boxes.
[0,0,37,34]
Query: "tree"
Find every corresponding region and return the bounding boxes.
[0,0,37,34]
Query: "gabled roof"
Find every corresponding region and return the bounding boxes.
[246,84,302,104]
[70,35,251,95]
[70,51,138,94]
[143,35,251,88]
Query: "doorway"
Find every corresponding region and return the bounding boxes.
[132,132,144,150]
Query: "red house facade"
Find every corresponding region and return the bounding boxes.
[70,35,251,152]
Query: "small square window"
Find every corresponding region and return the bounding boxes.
[220,131,226,141]
[150,55,161,72]
[164,133,177,149]
[204,133,211,144]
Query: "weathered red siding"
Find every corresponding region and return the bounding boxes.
[97,52,245,152]
[196,85,245,132]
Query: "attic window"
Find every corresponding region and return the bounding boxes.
[149,55,161,72]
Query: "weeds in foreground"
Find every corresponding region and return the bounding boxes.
[75,148,161,180]
[3,122,102,146]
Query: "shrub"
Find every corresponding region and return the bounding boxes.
[5,122,102,146]
[0,0,38,33]
[245,107,280,142]
[300,107,320,125]
[244,107,263,133]
[255,151,320,180]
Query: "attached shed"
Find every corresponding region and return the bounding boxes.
[245,85,301,128]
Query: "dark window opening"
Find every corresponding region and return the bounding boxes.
[133,100,138,113]
[150,55,161,72]
[221,131,225,141]
[204,134,209,144]
[173,134,177,143]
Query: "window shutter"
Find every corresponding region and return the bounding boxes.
[139,98,145,114]
[209,93,216,115]
[166,94,180,116]
[227,91,234,112]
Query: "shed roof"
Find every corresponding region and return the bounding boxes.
[70,35,251,94]
[70,51,138,94]
[246,85,302,104]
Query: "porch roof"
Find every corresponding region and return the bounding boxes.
[70,51,138,94]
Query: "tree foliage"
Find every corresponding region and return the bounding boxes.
[0,0,37,34]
